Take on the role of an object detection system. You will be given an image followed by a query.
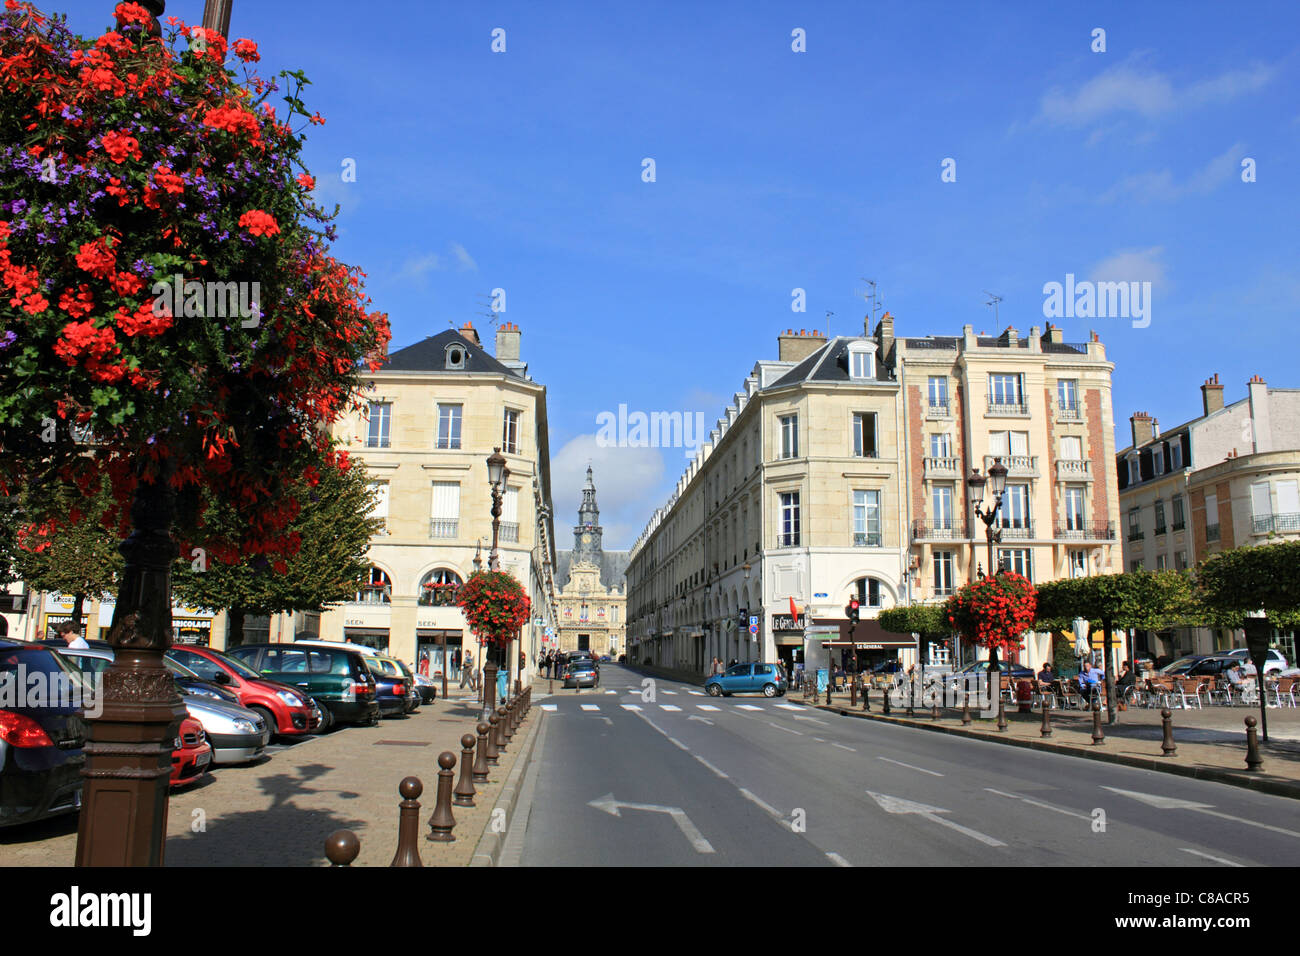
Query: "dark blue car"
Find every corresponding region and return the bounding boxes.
[705,662,787,698]
[0,641,86,828]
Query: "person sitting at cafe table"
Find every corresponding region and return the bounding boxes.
[1036,662,1054,684]
[1076,660,1103,700]
[1114,660,1136,709]
[1226,662,1256,697]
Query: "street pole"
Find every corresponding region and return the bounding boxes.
[202,0,232,35]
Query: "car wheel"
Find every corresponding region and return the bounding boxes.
[251,707,277,741]
[762,684,777,698]
[707,684,722,697]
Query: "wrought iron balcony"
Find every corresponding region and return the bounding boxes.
[1056,402,1082,422]
[1252,513,1300,535]
[986,400,1029,417]
[853,531,883,548]
[1053,522,1115,540]
[925,401,952,420]
[776,532,800,548]
[1055,458,1092,480]
[912,520,968,540]
[429,519,458,539]
[1206,523,1220,542]
[998,522,1035,539]
[1127,529,1144,542]
[500,522,520,543]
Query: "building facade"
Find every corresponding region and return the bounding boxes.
[1118,373,1300,663]
[553,467,629,657]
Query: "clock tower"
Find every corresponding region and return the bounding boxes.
[573,465,603,566]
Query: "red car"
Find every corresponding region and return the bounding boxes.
[167,646,320,739]
[171,717,211,788]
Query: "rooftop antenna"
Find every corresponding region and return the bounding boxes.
[474,292,500,331]
[859,278,879,326]
[983,291,1002,327]
[825,310,834,338]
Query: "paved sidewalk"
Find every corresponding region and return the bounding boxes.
[792,688,1300,799]
[0,687,538,867]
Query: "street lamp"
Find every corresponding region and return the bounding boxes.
[482,449,509,713]
[742,563,752,662]
[968,457,1009,729]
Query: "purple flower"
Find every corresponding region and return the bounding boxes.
[0,331,16,350]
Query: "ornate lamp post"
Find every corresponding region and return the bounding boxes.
[481,449,509,712]
[968,457,1009,728]
[742,563,752,662]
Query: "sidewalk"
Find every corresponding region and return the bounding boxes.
[792,688,1300,800]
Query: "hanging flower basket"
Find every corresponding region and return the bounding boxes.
[944,571,1037,655]
[455,570,530,648]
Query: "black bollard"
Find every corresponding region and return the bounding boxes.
[425,751,457,842]
[494,706,508,752]
[1245,716,1263,772]
[485,712,500,766]
[390,777,424,867]
[325,829,360,867]
[1160,708,1177,757]
[883,683,891,715]
[1091,701,1105,745]
[454,734,477,807]
[472,720,491,783]
[1040,696,1052,737]
[863,682,870,712]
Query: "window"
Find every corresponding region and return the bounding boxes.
[853,490,881,547]
[1174,551,1188,571]
[1156,554,1167,571]
[854,577,883,609]
[989,430,1029,460]
[437,404,462,449]
[933,551,955,596]
[931,484,953,530]
[998,549,1032,581]
[502,486,520,542]
[503,408,521,455]
[988,373,1023,405]
[1170,442,1183,470]
[1065,486,1086,531]
[445,345,465,369]
[430,482,460,538]
[369,481,389,530]
[1057,379,1078,411]
[1000,484,1029,530]
[1153,445,1165,475]
[1128,458,1140,484]
[1154,500,1166,534]
[1130,559,1143,573]
[928,377,949,412]
[1251,481,1272,520]
[930,433,952,458]
[355,567,392,604]
[779,415,799,459]
[1069,550,1088,578]
[849,347,873,379]
[1127,508,1142,540]
[1205,493,1219,541]
[1060,436,1083,460]
[418,569,463,607]
[1171,495,1185,530]
[852,412,877,457]
[778,492,800,546]
[366,402,391,448]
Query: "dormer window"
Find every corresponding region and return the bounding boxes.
[1128,457,1140,484]
[848,343,874,379]
[445,344,466,370]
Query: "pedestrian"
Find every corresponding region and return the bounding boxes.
[1076,660,1101,703]
[56,620,88,650]
[1115,660,1135,709]
[460,649,474,690]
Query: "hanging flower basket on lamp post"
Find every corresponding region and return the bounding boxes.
[945,571,1038,727]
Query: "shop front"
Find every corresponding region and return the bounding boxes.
[772,612,805,676]
[343,627,390,653]
[416,628,463,680]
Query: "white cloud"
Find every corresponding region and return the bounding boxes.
[395,251,441,282]
[1100,143,1246,203]
[450,242,478,272]
[1040,62,1275,127]
[550,434,665,551]
[1087,247,1168,291]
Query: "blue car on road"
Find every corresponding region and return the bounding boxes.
[705,663,787,698]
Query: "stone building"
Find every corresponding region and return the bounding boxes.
[553,467,629,657]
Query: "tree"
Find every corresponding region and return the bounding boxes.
[1034,570,1198,722]
[1195,541,1300,631]
[944,572,1038,667]
[171,458,381,645]
[878,603,952,665]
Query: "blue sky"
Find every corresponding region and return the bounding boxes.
[65,1,1300,548]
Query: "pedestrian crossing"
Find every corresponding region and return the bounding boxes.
[541,700,805,716]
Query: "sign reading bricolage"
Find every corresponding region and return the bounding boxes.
[772,614,805,632]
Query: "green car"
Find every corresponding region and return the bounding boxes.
[226,642,380,729]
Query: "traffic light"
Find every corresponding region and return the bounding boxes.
[845,598,860,624]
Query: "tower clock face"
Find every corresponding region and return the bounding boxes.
[582,533,592,544]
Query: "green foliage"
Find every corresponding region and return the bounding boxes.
[1034,570,1198,631]
[1196,542,1300,629]
[11,479,123,605]
[877,603,950,636]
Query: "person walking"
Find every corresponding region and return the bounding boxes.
[460,649,475,690]
[57,620,88,650]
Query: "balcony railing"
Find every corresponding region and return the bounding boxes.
[984,454,1037,476]
[776,532,800,548]
[998,522,1035,539]
[853,531,883,548]
[1056,402,1082,422]
[1053,521,1116,540]
[924,456,961,477]
[1253,513,1300,535]
[1127,529,1144,542]
[429,519,458,539]
[1154,524,1167,536]
[925,402,952,420]
[500,522,520,543]
[912,520,968,540]
[986,400,1029,417]
[1206,523,1220,542]
[1171,520,1186,531]
[1055,458,1092,480]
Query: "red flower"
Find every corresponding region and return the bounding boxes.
[100,129,141,163]
[116,300,171,337]
[296,173,315,191]
[75,237,117,279]
[109,271,144,296]
[113,2,153,25]
[238,209,279,237]
[58,284,95,318]
[232,38,259,62]
[152,165,184,195]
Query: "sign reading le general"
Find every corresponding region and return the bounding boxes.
[772,614,806,632]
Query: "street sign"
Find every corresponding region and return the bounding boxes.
[749,616,758,627]
[748,624,758,635]
[804,624,839,636]
[814,592,828,598]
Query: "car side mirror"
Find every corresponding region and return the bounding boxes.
[212,671,232,684]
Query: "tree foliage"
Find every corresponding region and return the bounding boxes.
[877,603,950,636]
[1034,570,1200,631]
[1195,542,1300,630]
[11,477,123,616]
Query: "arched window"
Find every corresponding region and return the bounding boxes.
[355,567,392,605]
[853,576,884,609]
[418,568,463,607]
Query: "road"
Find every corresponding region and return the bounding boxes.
[514,665,1299,866]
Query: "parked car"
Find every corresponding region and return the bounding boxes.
[384,657,423,712]
[599,655,611,663]
[227,642,379,727]
[181,694,270,764]
[412,671,438,705]
[1158,655,1211,676]
[166,645,319,739]
[0,641,85,828]
[562,659,600,689]
[705,662,788,698]
[1221,647,1288,675]
[170,716,211,788]
[941,660,1035,686]
[363,655,413,717]
[59,646,241,705]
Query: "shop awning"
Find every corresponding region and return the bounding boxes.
[814,618,916,650]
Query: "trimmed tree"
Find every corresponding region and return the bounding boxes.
[1195,541,1300,632]
[878,603,952,670]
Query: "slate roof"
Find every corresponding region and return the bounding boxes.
[381,328,520,376]
[767,336,895,389]
[556,550,631,594]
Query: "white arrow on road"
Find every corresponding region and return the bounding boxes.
[792,714,828,726]
[687,714,714,725]
[1101,787,1300,839]
[866,791,1006,847]
[587,794,715,853]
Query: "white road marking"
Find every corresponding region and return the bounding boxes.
[580,704,600,711]
[662,690,678,695]
[826,852,852,867]
[697,704,721,711]
[775,704,802,711]
[660,704,682,712]
[739,788,781,818]
[587,794,715,854]
[688,691,705,696]
[877,756,944,777]
[866,791,1006,848]
[737,704,762,711]
[541,704,557,711]
[1102,786,1300,839]
[668,737,689,751]
[813,737,826,742]
[687,715,715,725]
[693,754,728,778]
[605,690,617,695]
[985,788,1091,821]
[1180,848,1244,867]
[832,743,856,752]
[792,715,828,726]
[768,721,804,735]
[621,704,642,711]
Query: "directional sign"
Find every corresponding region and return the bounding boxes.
[866,791,1006,847]
[588,794,715,853]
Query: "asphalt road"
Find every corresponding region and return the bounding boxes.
[515,665,1300,867]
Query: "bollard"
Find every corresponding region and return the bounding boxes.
[1091,701,1105,745]
[882,684,891,715]
[1160,708,1177,756]
[425,751,457,842]
[1245,716,1263,772]
[996,693,1007,732]
[502,701,515,742]
[325,829,360,867]
[454,733,477,807]
[961,688,971,725]
[1040,696,1052,737]
[863,683,870,712]
[494,707,508,752]
[850,680,857,708]
[390,776,424,867]
[473,720,491,782]
[906,678,915,718]
[485,712,500,765]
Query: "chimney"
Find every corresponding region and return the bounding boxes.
[998,326,1018,347]
[1044,323,1064,345]
[1130,411,1156,448]
[873,311,894,362]
[1247,374,1271,453]
[495,321,521,362]
[459,320,480,347]
[1201,373,1224,416]
[778,327,827,363]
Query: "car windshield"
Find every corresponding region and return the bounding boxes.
[165,658,201,679]
[208,650,263,680]
[1159,658,1199,674]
